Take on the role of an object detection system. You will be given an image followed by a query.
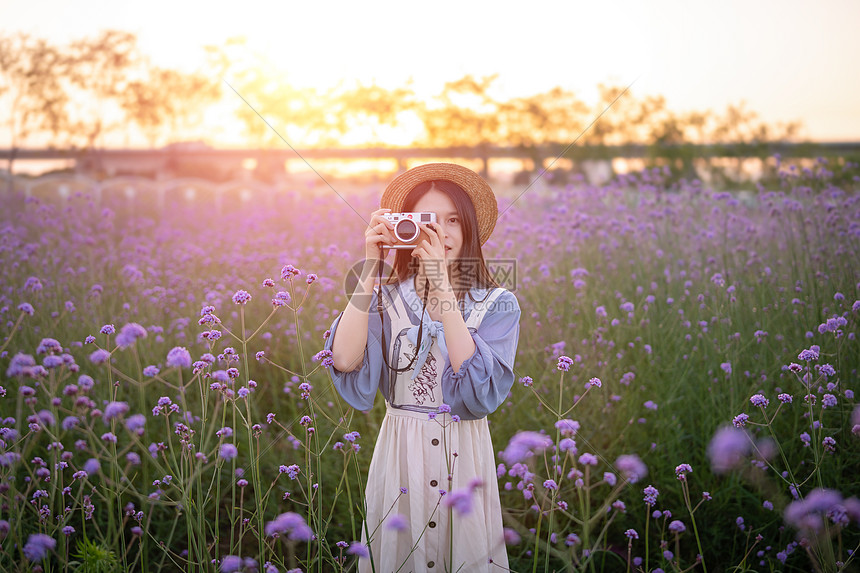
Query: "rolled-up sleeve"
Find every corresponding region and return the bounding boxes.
[324,290,386,412]
[441,290,521,420]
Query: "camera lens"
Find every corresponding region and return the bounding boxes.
[394,219,418,242]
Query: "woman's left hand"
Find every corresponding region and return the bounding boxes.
[411,223,451,295]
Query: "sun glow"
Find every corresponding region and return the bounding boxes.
[2,0,859,159]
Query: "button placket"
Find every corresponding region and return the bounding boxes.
[426,424,442,569]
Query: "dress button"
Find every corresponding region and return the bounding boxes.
[429,521,436,528]
[430,479,438,487]
[428,561,435,568]
[431,438,439,446]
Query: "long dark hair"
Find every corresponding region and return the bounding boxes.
[386,179,499,303]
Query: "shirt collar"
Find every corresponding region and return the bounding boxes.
[400,275,490,321]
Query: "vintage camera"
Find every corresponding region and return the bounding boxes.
[382,212,437,249]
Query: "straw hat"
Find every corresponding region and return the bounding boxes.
[380,163,497,245]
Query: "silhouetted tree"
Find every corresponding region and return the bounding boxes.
[122,65,221,147]
[420,75,502,147]
[63,30,140,152]
[332,81,420,145]
[0,32,70,177]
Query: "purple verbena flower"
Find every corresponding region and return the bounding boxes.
[615,454,647,483]
[36,338,62,355]
[23,533,56,562]
[816,364,836,378]
[559,438,577,453]
[83,458,100,475]
[166,347,192,369]
[675,463,693,480]
[708,426,751,473]
[504,528,521,545]
[784,488,844,534]
[219,444,238,460]
[556,356,574,371]
[281,264,301,281]
[501,431,552,464]
[232,290,252,305]
[89,349,111,365]
[798,346,820,362]
[103,401,129,422]
[643,485,659,505]
[280,464,300,479]
[442,487,476,515]
[220,555,243,573]
[386,514,408,531]
[554,419,580,437]
[347,542,370,558]
[272,291,291,307]
[115,323,148,348]
[264,512,312,540]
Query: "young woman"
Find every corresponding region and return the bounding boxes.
[325,163,521,572]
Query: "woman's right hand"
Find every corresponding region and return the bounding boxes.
[365,208,396,260]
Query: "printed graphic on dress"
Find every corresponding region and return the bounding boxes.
[406,344,438,405]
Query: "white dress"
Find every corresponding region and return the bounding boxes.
[327,279,518,573]
[360,285,509,573]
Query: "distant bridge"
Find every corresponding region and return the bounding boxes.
[2,142,858,178]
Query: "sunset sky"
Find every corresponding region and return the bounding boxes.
[2,0,860,144]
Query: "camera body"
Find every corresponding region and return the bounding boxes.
[382,212,437,249]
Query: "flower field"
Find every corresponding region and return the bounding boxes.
[1,159,859,573]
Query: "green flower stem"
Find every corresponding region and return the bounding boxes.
[239,305,267,564]
[245,307,279,343]
[681,480,707,573]
[645,507,651,572]
[531,505,544,573]
[0,310,26,356]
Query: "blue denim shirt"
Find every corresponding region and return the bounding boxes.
[324,277,521,420]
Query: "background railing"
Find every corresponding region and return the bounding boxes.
[0,174,287,215]
[3,141,860,174]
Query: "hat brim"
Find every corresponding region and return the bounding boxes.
[380,163,497,245]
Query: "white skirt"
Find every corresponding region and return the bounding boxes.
[359,405,509,573]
